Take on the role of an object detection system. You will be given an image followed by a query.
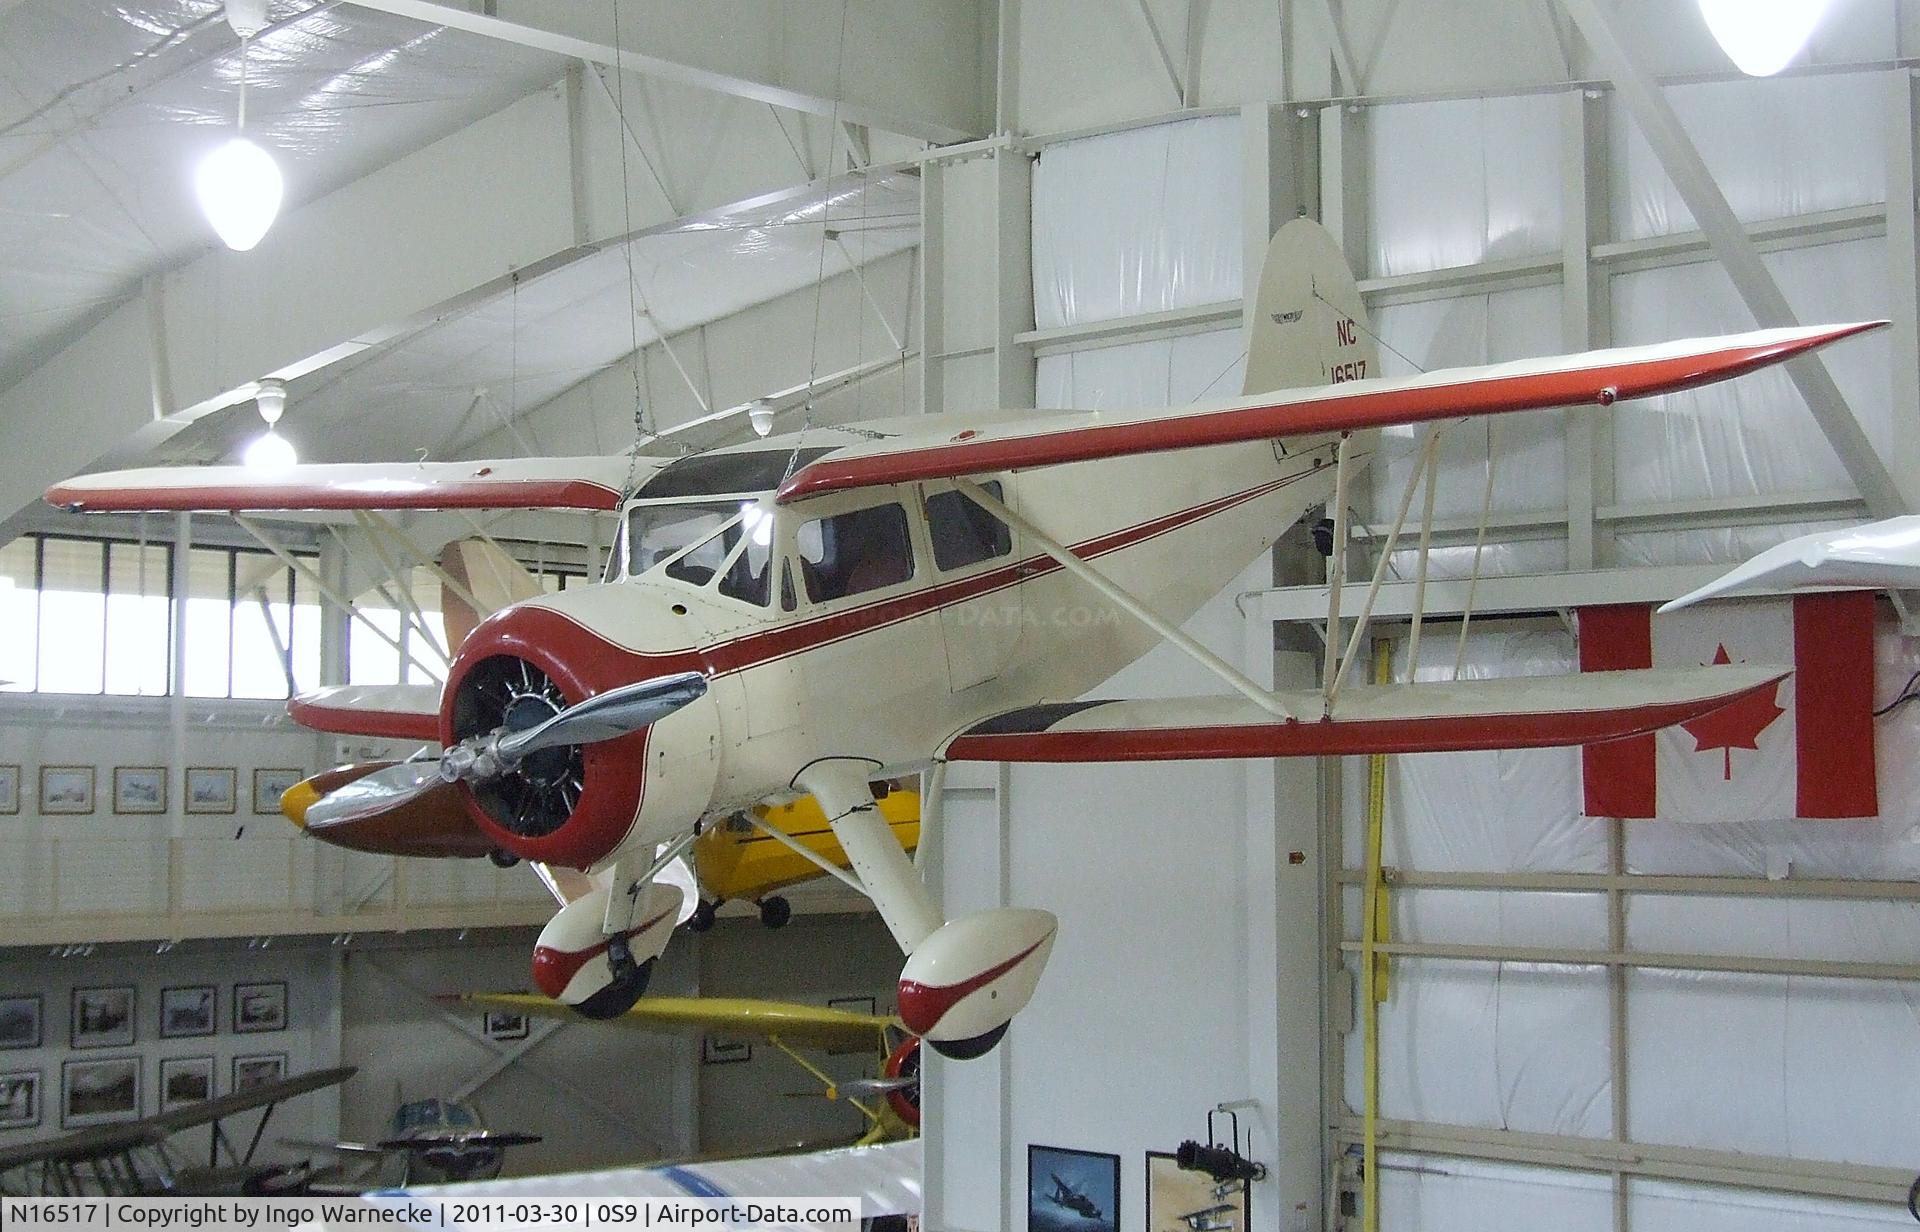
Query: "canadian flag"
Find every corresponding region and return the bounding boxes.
[1579,593,1877,821]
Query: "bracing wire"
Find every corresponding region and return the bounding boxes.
[782,0,853,488]
[608,0,656,498]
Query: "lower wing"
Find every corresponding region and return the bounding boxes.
[448,991,897,1052]
[942,666,1783,761]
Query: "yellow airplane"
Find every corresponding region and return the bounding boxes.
[444,992,920,1144]
[689,785,919,931]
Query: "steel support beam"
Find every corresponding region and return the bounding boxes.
[1559,0,1908,520]
[338,0,987,144]
[1336,1116,1913,1208]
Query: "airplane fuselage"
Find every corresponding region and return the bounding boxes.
[447,425,1368,873]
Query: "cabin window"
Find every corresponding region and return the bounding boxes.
[926,482,1012,571]
[714,505,776,607]
[795,502,914,602]
[628,502,737,576]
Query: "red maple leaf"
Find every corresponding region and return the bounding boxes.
[1679,644,1785,780]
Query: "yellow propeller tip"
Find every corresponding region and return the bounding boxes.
[280,780,321,829]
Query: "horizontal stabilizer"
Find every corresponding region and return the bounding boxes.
[288,683,441,742]
[1660,515,1920,612]
[943,666,1785,762]
[46,456,653,514]
[777,322,1882,502]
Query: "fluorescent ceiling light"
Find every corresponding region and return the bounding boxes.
[1697,0,1836,77]
[196,137,283,252]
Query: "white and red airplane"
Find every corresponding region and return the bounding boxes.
[45,221,1881,1060]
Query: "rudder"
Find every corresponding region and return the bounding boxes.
[1242,219,1378,397]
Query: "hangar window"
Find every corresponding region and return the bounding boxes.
[1,535,320,699]
[926,482,1012,571]
[795,503,915,603]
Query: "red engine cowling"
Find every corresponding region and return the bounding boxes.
[443,603,720,871]
[883,1036,921,1130]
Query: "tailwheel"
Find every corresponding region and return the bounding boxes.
[688,899,719,933]
[928,1021,1007,1061]
[758,895,792,929]
[572,935,653,1020]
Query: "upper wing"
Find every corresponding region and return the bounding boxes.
[46,455,654,514]
[146,1065,358,1135]
[776,322,1882,502]
[942,666,1785,762]
[453,992,896,1051]
[1660,515,1920,612]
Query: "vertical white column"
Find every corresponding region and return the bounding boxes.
[1562,88,1614,570]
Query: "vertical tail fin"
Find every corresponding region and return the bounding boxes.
[439,538,544,650]
[1242,218,1378,397]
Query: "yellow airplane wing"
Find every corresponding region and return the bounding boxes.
[451,992,898,1052]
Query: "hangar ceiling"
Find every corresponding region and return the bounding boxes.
[0,0,978,534]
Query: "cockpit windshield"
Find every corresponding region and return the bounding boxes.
[626,499,777,606]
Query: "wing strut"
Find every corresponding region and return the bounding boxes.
[953,479,1295,719]
[742,809,870,895]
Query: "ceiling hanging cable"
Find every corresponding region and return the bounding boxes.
[608,0,660,498]
[782,0,852,487]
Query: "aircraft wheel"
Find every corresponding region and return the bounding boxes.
[758,895,792,929]
[571,936,654,1020]
[487,849,520,869]
[688,899,718,933]
[928,1020,1008,1061]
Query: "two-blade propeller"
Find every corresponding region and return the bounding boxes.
[305,672,708,832]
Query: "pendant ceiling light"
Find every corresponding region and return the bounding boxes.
[243,378,297,471]
[197,28,282,251]
[1696,0,1837,77]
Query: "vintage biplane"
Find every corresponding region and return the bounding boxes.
[445,990,920,1141]
[0,1065,353,1196]
[46,220,1881,1061]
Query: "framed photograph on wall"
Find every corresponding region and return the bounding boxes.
[0,765,19,814]
[112,766,167,815]
[252,769,303,816]
[0,995,42,1050]
[0,1070,39,1130]
[184,767,236,814]
[70,986,135,1050]
[231,1053,286,1094]
[1027,1145,1119,1232]
[159,1056,214,1112]
[39,766,94,815]
[1146,1151,1247,1232]
[232,982,286,1034]
[159,986,215,1039]
[482,1011,528,1041]
[62,1057,139,1127]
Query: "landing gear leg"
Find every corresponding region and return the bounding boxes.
[795,761,940,953]
[795,760,1055,1060]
